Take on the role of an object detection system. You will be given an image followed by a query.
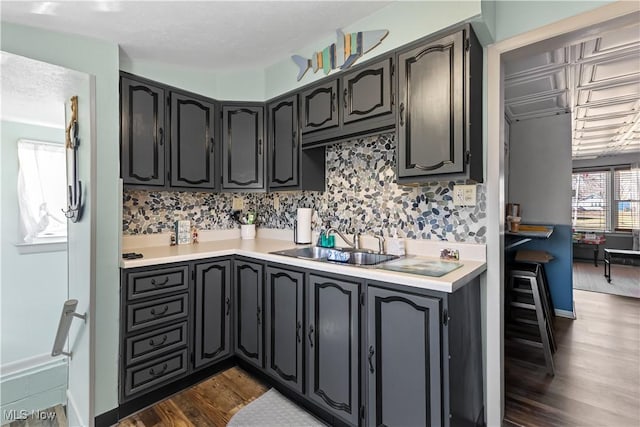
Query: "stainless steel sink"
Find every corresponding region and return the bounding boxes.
[271,246,399,266]
[343,251,399,266]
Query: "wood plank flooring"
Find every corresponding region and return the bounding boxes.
[505,288,640,426]
[118,366,268,427]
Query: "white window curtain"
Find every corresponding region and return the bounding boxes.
[17,139,67,243]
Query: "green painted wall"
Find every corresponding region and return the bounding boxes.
[264,1,483,99]
[1,22,121,416]
[493,0,612,41]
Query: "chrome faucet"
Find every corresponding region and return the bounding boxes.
[325,227,360,250]
[372,234,385,254]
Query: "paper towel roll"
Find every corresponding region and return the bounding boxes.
[295,208,312,244]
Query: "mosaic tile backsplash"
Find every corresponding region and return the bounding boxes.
[123,133,487,243]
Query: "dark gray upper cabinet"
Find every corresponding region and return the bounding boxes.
[265,266,304,393]
[222,104,265,191]
[268,96,299,189]
[300,80,340,134]
[341,57,393,124]
[234,259,264,368]
[193,259,231,370]
[170,92,217,190]
[396,27,483,182]
[367,286,442,427]
[121,76,166,186]
[307,274,361,426]
[397,30,464,178]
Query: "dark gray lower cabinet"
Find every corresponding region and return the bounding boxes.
[234,259,264,368]
[265,266,304,393]
[193,260,231,369]
[367,287,442,426]
[307,274,361,426]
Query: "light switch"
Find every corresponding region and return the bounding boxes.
[453,184,477,206]
[273,195,280,210]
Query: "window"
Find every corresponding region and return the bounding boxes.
[615,168,640,230]
[572,166,640,232]
[17,139,67,243]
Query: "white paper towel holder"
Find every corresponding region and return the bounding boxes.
[294,219,312,244]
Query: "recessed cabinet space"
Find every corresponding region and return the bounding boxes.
[233,258,264,368]
[264,266,304,393]
[120,76,166,187]
[267,95,326,191]
[120,73,219,190]
[222,104,266,191]
[396,26,483,182]
[307,274,362,426]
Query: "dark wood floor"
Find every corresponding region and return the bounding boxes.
[118,366,268,427]
[504,289,640,427]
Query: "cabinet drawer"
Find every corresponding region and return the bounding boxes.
[124,349,188,398]
[127,294,188,333]
[126,321,188,366]
[126,265,189,301]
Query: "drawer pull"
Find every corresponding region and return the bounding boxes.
[399,103,405,126]
[225,297,230,316]
[149,363,168,377]
[150,305,169,316]
[296,321,302,343]
[308,325,314,347]
[150,277,170,287]
[257,306,262,326]
[148,335,168,347]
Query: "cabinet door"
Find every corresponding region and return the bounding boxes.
[222,105,265,190]
[307,274,360,426]
[265,267,304,393]
[397,30,465,178]
[300,80,340,134]
[341,58,393,124]
[367,287,442,427]
[121,76,166,186]
[234,260,263,368]
[170,93,217,189]
[194,260,231,369]
[268,96,299,189]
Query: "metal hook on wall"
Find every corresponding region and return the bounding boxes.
[62,95,83,223]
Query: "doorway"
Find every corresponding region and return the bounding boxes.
[1,52,95,426]
[486,3,640,425]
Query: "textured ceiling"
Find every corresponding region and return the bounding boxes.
[0,1,392,70]
[1,51,88,128]
[504,20,640,160]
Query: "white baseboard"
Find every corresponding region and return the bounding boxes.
[554,308,576,319]
[66,389,85,427]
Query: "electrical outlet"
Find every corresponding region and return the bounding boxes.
[453,184,477,206]
[273,195,280,210]
[232,197,244,210]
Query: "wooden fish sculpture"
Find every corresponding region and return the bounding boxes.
[292,29,389,81]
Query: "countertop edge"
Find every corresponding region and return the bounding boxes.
[121,239,486,293]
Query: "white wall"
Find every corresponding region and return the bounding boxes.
[0,121,67,366]
[508,114,572,224]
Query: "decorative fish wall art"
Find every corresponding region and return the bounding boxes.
[292,29,389,81]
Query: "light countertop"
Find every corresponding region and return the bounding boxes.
[121,235,486,294]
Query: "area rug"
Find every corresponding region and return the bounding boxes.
[228,388,327,427]
[573,261,640,298]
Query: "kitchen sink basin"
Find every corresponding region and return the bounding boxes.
[271,246,399,266]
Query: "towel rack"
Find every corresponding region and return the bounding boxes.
[51,299,87,358]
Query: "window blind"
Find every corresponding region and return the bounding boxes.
[614,168,639,230]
